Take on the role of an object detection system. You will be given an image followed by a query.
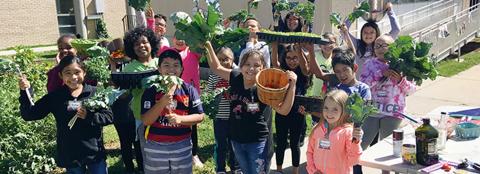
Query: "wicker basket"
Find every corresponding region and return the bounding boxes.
[256,68,290,106]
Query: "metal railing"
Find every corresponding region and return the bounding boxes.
[411,3,480,62]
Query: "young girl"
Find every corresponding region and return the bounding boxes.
[140,49,204,174]
[205,41,297,174]
[271,42,311,174]
[206,47,240,174]
[121,27,161,172]
[344,2,400,77]
[306,90,363,174]
[238,18,271,68]
[47,34,78,93]
[359,35,416,150]
[19,56,113,174]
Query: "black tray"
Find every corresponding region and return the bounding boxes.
[111,70,159,89]
[257,32,331,45]
[294,95,324,113]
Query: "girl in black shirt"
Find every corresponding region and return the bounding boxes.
[205,41,297,174]
[19,56,113,174]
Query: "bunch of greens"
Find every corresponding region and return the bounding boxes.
[384,36,437,86]
[201,87,229,119]
[330,1,370,28]
[84,46,110,86]
[249,0,264,10]
[211,28,250,54]
[347,93,378,128]
[71,39,97,56]
[141,75,184,93]
[228,9,252,23]
[292,1,315,25]
[0,58,34,105]
[128,0,150,11]
[83,86,126,112]
[171,4,223,54]
[260,29,323,37]
[274,0,291,12]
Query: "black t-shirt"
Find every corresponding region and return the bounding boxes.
[228,69,269,143]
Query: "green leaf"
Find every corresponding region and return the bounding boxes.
[415,42,433,57]
[346,93,378,125]
[207,5,221,28]
[330,13,342,27]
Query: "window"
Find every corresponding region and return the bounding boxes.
[56,0,76,35]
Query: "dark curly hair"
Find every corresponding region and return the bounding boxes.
[123,27,159,60]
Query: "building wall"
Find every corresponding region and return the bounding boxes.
[0,0,59,49]
[84,0,127,39]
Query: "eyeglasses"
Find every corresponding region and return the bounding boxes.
[155,23,166,27]
[374,43,389,49]
[286,56,299,62]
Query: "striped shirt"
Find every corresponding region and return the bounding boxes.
[206,73,231,120]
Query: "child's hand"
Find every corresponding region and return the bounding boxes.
[301,42,314,52]
[76,107,87,119]
[298,105,307,115]
[146,7,154,18]
[165,113,182,125]
[18,75,30,90]
[353,127,364,144]
[286,70,298,84]
[384,69,402,83]
[157,85,176,106]
[385,2,393,12]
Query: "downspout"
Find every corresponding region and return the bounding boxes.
[74,0,87,38]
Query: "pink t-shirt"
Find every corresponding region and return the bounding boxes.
[178,47,201,93]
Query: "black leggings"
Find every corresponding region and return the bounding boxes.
[275,112,306,167]
[111,95,143,172]
[192,124,198,156]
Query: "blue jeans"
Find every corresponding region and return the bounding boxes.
[231,140,267,174]
[66,160,108,174]
[214,119,239,172]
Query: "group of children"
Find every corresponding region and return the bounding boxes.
[17,2,417,174]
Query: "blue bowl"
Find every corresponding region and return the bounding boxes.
[455,122,480,139]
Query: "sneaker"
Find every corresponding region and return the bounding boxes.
[192,155,204,168]
[233,169,243,174]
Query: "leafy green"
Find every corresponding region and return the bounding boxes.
[249,0,264,10]
[0,58,20,74]
[384,36,437,85]
[228,9,251,23]
[347,1,370,22]
[292,1,315,25]
[346,93,378,126]
[71,39,97,56]
[84,46,110,86]
[83,86,126,112]
[128,0,151,11]
[330,13,342,28]
[201,87,229,119]
[274,0,291,12]
[141,75,184,93]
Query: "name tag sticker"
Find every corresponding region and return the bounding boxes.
[319,139,331,150]
[67,100,82,111]
[247,103,259,112]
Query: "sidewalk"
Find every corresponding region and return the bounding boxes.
[0,46,57,57]
[270,64,480,174]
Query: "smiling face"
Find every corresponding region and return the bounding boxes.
[58,38,77,60]
[374,36,394,59]
[361,26,377,45]
[155,17,167,36]
[244,19,260,32]
[217,50,234,69]
[134,36,152,60]
[287,15,300,31]
[333,63,356,86]
[159,57,183,77]
[240,54,264,82]
[285,51,299,70]
[59,62,85,90]
[322,97,343,124]
[320,34,337,55]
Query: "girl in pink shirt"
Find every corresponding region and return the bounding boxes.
[306,90,363,174]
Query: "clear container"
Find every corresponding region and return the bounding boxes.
[435,112,448,150]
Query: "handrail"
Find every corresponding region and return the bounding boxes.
[397,0,450,18]
[400,4,456,30]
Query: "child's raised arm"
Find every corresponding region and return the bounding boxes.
[298,43,313,76]
[205,41,232,81]
[272,71,297,115]
[340,25,357,55]
[19,77,51,121]
[271,42,281,68]
[385,3,401,39]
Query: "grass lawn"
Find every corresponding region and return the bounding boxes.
[102,111,314,173]
[436,38,480,77]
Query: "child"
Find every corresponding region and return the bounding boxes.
[359,35,416,150]
[171,37,204,167]
[344,2,400,77]
[19,56,113,174]
[47,34,78,93]
[238,18,271,68]
[145,7,170,54]
[121,27,161,172]
[206,47,241,174]
[140,49,204,174]
[271,42,311,174]
[306,90,363,174]
[205,41,297,174]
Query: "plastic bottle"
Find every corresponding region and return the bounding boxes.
[415,118,439,166]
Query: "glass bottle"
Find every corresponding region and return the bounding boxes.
[436,112,448,150]
[415,118,439,166]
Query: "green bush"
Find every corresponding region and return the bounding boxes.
[0,47,57,173]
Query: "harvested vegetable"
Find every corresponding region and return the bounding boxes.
[128,0,151,11]
[83,86,126,112]
[384,36,437,86]
[330,1,370,28]
[274,0,291,12]
[330,13,342,28]
[346,93,378,141]
[84,46,110,86]
[0,58,34,105]
[71,39,97,56]
[141,75,184,93]
[201,87,229,119]
[292,1,315,25]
